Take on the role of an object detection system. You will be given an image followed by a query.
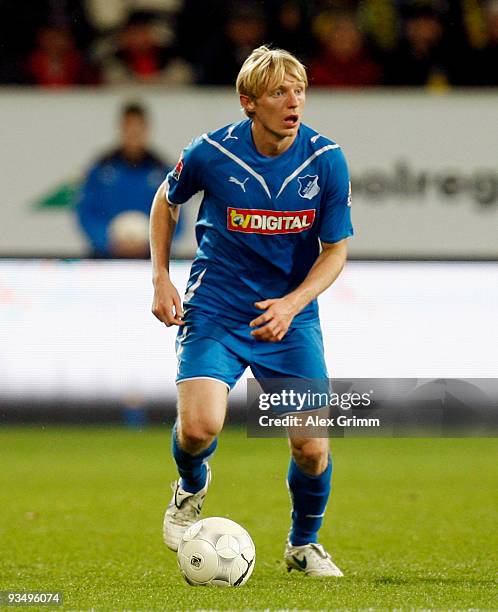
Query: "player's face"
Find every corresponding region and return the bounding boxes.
[250,75,306,141]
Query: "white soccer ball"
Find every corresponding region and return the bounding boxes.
[177,517,256,587]
[109,211,149,245]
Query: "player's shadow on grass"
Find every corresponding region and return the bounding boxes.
[374,576,495,585]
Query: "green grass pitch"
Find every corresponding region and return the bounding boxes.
[1,427,497,611]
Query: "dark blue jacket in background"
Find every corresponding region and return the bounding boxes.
[76,149,170,256]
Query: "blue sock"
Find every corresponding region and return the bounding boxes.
[287,456,332,546]
[171,423,217,493]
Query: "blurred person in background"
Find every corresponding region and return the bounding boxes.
[309,9,382,87]
[175,0,227,69]
[76,102,170,258]
[355,0,398,56]
[197,2,267,84]
[383,5,449,87]
[84,0,183,33]
[25,24,99,86]
[451,0,498,85]
[95,10,193,85]
[0,0,95,84]
[473,0,498,85]
[266,0,315,61]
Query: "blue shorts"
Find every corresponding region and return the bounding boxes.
[175,311,328,392]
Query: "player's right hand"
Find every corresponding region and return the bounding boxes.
[151,277,185,326]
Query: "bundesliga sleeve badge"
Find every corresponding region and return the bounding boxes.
[172,155,184,181]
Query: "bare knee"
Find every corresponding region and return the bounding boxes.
[291,439,329,476]
[176,378,227,454]
[178,419,221,454]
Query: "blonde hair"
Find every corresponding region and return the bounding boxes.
[236,45,307,107]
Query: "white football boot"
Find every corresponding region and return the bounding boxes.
[284,541,344,577]
[162,464,211,552]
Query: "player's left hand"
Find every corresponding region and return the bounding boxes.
[249,298,296,342]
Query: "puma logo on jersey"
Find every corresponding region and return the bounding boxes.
[222,125,238,141]
[229,176,249,192]
[227,207,315,234]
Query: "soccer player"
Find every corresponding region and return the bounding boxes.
[150,46,353,577]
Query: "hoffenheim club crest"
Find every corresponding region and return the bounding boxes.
[297,175,320,199]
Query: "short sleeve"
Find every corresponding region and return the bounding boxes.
[164,137,204,205]
[319,147,354,243]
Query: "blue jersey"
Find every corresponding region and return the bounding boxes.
[165,119,353,327]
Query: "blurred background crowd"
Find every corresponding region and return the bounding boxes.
[1,0,497,89]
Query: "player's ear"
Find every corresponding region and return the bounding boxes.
[240,94,255,115]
